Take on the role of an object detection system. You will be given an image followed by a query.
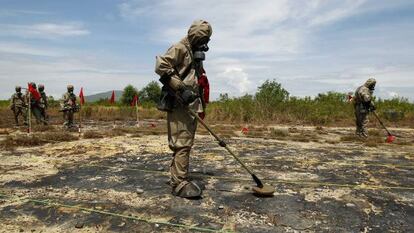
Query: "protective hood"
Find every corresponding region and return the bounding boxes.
[187,20,212,47]
[364,78,376,89]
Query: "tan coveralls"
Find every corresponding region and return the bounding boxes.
[61,92,78,127]
[354,79,376,136]
[155,20,212,187]
[10,92,27,125]
[39,90,48,121]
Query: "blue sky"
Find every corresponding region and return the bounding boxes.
[0,0,413,101]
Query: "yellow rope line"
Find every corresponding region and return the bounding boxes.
[0,193,230,233]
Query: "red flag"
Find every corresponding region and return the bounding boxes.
[109,90,115,104]
[198,69,210,104]
[131,94,139,106]
[79,87,85,105]
[28,83,41,101]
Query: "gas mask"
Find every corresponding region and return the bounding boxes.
[369,84,375,91]
[193,38,210,62]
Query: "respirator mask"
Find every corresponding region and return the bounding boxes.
[193,37,210,62]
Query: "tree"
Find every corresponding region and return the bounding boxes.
[254,79,289,118]
[255,80,289,105]
[121,84,139,105]
[138,81,161,104]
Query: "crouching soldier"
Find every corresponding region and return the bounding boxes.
[155,20,212,198]
[60,85,79,128]
[9,86,27,126]
[354,78,376,138]
[38,84,48,123]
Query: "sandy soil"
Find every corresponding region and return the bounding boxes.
[0,122,413,232]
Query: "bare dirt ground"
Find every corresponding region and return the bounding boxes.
[1,120,414,232]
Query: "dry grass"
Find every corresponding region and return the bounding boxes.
[340,133,386,147]
[0,132,78,150]
[0,129,10,135]
[368,129,383,137]
[340,135,361,142]
[32,125,57,132]
[270,128,289,137]
[83,130,105,139]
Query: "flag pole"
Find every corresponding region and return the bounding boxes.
[78,104,82,137]
[78,88,83,137]
[28,89,32,134]
[135,98,139,127]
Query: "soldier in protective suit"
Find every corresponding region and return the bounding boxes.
[9,86,27,126]
[60,85,79,128]
[354,78,376,138]
[38,84,48,123]
[26,82,48,125]
[155,20,212,198]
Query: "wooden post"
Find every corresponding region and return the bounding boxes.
[135,100,140,127]
[28,91,31,134]
[78,104,82,137]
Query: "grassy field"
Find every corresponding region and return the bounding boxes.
[1,79,413,128]
[1,97,413,129]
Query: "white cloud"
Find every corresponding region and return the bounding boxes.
[0,42,62,57]
[0,22,90,39]
[216,67,252,95]
[308,0,367,26]
[388,91,399,98]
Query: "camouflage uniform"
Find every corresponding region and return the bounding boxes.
[9,86,27,125]
[155,20,212,197]
[26,83,47,125]
[60,85,79,128]
[38,84,48,123]
[354,78,376,137]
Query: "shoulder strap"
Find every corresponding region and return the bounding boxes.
[175,43,194,81]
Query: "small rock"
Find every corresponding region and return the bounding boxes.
[92,188,98,192]
[157,167,164,171]
[59,176,66,180]
[19,229,24,233]
[346,203,355,207]
[155,224,160,228]
[118,222,126,227]
[243,185,251,190]
[75,222,84,229]
[218,205,224,209]
[136,188,144,194]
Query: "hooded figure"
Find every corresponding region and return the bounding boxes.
[155,20,212,198]
[38,84,48,122]
[10,86,27,125]
[354,78,376,137]
[61,85,79,128]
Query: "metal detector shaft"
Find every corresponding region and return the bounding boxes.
[187,108,264,188]
[372,111,392,136]
[165,84,264,188]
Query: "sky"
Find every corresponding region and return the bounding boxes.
[0,0,413,101]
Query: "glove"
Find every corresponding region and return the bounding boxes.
[181,89,198,105]
[168,75,185,91]
[369,102,376,112]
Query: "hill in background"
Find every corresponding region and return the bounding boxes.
[85,90,123,102]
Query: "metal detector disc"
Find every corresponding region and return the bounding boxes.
[252,184,275,196]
